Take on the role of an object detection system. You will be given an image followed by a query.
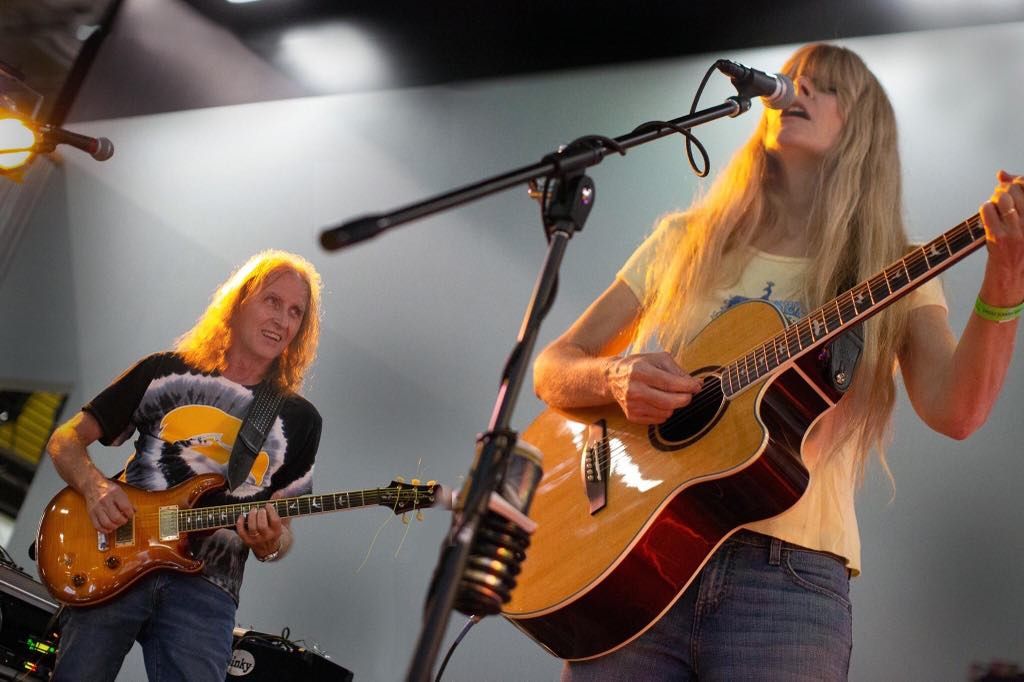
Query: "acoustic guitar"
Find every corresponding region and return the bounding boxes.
[36,473,445,606]
[502,214,988,660]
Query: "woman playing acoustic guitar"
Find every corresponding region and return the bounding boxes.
[529,43,1024,680]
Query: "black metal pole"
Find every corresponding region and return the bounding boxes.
[320,99,743,251]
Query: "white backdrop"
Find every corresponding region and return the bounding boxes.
[3,22,1023,681]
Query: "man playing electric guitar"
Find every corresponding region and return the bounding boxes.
[45,250,323,682]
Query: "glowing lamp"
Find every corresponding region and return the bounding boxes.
[0,116,37,171]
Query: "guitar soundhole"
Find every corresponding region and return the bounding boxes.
[649,373,726,450]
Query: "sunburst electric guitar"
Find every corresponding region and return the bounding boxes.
[503,214,989,660]
[36,474,446,606]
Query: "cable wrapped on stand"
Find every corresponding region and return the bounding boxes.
[453,439,543,617]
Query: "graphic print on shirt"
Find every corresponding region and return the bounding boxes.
[158,404,271,486]
[713,280,805,323]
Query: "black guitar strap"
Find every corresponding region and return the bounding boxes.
[226,381,285,492]
[825,278,864,393]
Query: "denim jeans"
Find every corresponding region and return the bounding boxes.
[52,572,237,682]
[563,530,853,681]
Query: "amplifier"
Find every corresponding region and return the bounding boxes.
[226,628,353,681]
[0,562,59,681]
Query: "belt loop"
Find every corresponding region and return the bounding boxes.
[768,537,783,566]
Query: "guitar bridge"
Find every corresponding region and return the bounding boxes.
[583,420,610,515]
[114,518,134,547]
[96,517,136,551]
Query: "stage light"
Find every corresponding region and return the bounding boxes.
[1,62,42,178]
[275,21,392,93]
[0,116,37,172]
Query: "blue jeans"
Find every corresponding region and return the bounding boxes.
[563,530,853,681]
[52,572,237,682]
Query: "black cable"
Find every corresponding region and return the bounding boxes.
[0,542,23,570]
[434,615,480,682]
[629,61,720,178]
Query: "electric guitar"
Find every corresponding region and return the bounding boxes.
[36,474,446,606]
[502,214,989,660]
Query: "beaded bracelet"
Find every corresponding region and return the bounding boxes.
[974,296,1024,323]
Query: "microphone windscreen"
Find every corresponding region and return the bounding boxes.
[93,137,114,161]
[763,74,796,110]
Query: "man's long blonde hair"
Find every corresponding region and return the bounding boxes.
[175,250,323,392]
[632,44,912,478]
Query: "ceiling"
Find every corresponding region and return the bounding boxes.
[2,0,1024,124]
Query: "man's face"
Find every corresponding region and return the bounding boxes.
[232,268,309,366]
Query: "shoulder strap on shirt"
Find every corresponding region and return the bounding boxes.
[226,381,286,492]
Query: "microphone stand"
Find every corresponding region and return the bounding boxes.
[319,93,757,682]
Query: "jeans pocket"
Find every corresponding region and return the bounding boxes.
[784,549,852,609]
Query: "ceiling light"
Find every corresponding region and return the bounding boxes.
[275,21,392,93]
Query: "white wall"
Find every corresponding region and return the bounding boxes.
[4,22,1023,681]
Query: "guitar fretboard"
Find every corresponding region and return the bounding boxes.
[721,214,986,397]
[176,487,433,532]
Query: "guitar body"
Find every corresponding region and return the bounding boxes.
[503,300,847,660]
[36,474,224,606]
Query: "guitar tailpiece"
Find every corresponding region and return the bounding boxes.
[453,512,531,617]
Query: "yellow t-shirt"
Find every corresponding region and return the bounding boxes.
[617,234,947,575]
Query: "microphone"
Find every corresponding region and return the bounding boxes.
[319,214,389,251]
[716,60,795,110]
[453,438,543,617]
[37,123,114,161]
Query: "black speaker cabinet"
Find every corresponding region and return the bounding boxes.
[226,628,353,681]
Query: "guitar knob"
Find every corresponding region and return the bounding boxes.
[105,556,121,569]
[71,574,86,588]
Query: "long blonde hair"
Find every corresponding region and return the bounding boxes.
[633,44,911,479]
[175,250,323,392]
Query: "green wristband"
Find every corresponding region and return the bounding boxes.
[974,296,1024,323]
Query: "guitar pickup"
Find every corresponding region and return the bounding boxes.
[583,420,610,515]
[114,519,135,547]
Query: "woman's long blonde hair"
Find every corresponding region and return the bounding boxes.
[633,44,911,479]
[175,250,323,392]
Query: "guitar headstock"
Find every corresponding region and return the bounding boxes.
[379,479,446,515]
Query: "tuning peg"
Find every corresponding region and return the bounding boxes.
[411,478,420,485]
[427,479,436,486]
[396,476,405,483]
[401,513,409,525]
[416,510,424,522]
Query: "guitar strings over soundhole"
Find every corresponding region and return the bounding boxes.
[649,373,727,450]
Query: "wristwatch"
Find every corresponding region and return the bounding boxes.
[255,544,282,562]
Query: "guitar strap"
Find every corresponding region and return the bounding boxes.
[226,381,285,492]
[825,279,864,393]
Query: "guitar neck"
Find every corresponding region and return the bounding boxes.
[178,487,426,532]
[722,214,986,396]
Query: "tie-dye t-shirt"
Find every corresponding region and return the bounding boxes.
[83,352,321,602]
